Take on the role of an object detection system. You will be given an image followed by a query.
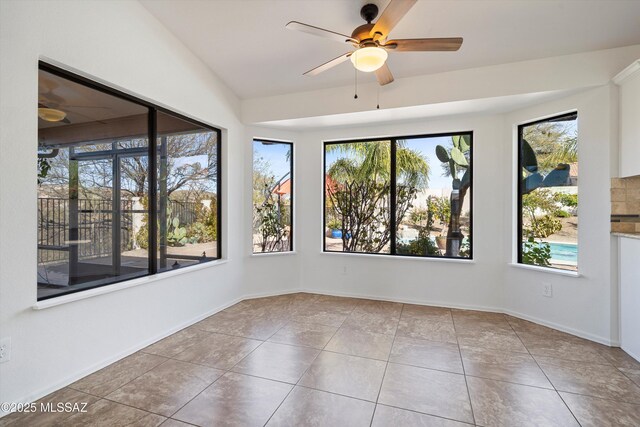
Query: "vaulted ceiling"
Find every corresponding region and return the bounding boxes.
[141,0,640,100]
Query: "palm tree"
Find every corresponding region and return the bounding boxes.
[326,141,429,252]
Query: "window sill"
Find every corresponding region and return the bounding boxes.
[251,251,297,258]
[509,262,580,278]
[321,251,475,264]
[32,259,230,310]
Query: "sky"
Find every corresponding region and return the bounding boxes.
[325,135,467,191]
[254,140,292,180]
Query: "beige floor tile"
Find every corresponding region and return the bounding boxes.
[397,317,458,344]
[325,328,394,360]
[173,332,261,369]
[460,346,552,388]
[142,327,212,358]
[355,299,403,316]
[452,309,506,321]
[267,386,375,426]
[194,310,286,340]
[389,336,463,374]
[517,331,611,364]
[401,304,452,322]
[62,399,165,427]
[172,372,291,426]
[595,346,640,369]
[536,355,640,404]
[560,391,640,427]
[268,321,338,349]
[342,310,400,336]
[505,316,567,336]
[299,351,387,401]
[467,376,578,427]
[0,388,99,427]
[70,352,167,397]
[159,420,192,427]
[290,310,349,327]
[232,341,320,383]
[456,329,527,353]
[620,367,640,387]
[378,363,473,424]
[372,405,472,427]
[106,359,224,417]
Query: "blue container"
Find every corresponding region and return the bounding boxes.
[331,229,342,238]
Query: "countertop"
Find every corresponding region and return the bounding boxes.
[612,232,640,240]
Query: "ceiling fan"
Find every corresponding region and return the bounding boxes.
[38,103,70,123]
[286,0,463,85]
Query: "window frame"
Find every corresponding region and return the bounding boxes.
[322,131,474,260]
[251,138,294,254]
[516,111,578,270]
[37,61,222,301]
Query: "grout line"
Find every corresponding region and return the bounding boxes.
[505,315,583,427]
[375,403,476,426]
[451,311,477,426]
[369,303,404,427]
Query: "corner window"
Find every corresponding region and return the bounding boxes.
[252,140,293,253]
[517,112,578,271]
[37,62,221,300]
[323,133,472,259]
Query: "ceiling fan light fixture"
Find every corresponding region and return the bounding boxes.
[38,107,67,122]
[350,47,388,72]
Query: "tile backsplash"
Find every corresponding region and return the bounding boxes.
[611,175,640,233]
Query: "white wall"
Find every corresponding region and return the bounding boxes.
[502,86,620,345]
[0,0,248,407]
[0,0,634,409]
[295,115,506,312]
[291,85,620,346]
[242,126,302,297]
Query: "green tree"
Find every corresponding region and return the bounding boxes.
[326,141,429,253]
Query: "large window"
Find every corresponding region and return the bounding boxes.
[37,63,221,300]
[252,139,293,253]
[517,112,578,272]
[324,133,472,259]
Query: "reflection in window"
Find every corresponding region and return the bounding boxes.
[252,140,293,253]
[323,134,472,258]
[37,63,221,300]
[518,112,578,271]
[156,112,219,269]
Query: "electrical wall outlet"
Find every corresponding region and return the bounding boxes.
[0,337,11,363]
[543,283,553,298]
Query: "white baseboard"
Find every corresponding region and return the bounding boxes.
[300,287,504,313]
[1,295,239,417]
[302,288,620,347]
[621,345,640,363]
[2,287,307,416]
[502,309,619,347]
[2,286,622,418]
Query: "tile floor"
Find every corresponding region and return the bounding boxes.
[2,292,640,426]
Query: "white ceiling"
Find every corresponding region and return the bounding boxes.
[255,88,587,130]
[141,0,640,100]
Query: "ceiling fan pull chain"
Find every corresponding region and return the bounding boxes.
[377,85,380,109]
[354,58,358,99]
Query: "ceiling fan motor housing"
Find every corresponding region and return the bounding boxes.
[360,4,379,24]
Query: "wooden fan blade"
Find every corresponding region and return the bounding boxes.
[304,52,352,76]
[370,0,417,39]
[286,21,358,44]
[375,63,394,86]
[385,38,463,52]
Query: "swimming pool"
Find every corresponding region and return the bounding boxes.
[547,242,577,262]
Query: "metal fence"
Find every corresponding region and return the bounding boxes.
[38,198,199,264]
[38,198,134,264]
